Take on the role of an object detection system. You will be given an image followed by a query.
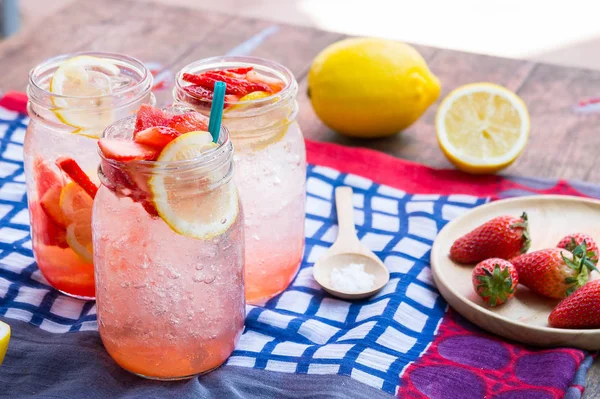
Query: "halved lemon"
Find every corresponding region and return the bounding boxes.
[60,182,94,263]
[50,55,121,138]
[0,320,10,365]
[149,131,239,239]
[436,83,530,174]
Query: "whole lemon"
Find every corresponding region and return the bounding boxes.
[308,38,441,138]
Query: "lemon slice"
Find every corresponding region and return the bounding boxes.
[60,182,94,263]
[50,56,121,138]
[435,83,530,174]
[0,320,10,365]
[251,123,289,151]
[149,131,239,239]
[60,182,94,220]
[226,91,272,113]
[66,218,93,264]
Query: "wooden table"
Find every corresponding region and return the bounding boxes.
[0,0,598,396]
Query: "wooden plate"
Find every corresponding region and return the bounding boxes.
[431,195,600,350]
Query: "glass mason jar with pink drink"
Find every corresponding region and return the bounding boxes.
[93,105,245,379]
[174,56,306,304]
[24,52,154,299]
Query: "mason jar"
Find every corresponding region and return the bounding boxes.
[174,56,306,304]
[93,107,245,380]
[24,52,154,299]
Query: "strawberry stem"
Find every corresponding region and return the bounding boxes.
[511,212,531,254]
[561,241,595,296]
[476,263,514,307]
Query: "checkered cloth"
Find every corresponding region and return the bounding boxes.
[0,95,595,398]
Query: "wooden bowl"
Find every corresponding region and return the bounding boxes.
[431,195,600,350]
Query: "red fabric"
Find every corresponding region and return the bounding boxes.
[306,140,586,199]
[0,91,28,114]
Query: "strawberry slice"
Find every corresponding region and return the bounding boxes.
[30,202,68,248]
[40,185,68,228]
[181,85,238,108]
[246,70,285,93]
[141,200,159,218]
[203,71,272,94]
[134,104,169,133]
[134,126,182,149]
[167,113,209,134]
[98,139,160,162]
[183,72,270,96]
[225,66,254,75]
[55,157,99,199]
[33,157,63,198]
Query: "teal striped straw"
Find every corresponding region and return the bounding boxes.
[208,81,226,143]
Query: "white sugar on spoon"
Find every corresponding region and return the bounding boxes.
[313,186,389,300]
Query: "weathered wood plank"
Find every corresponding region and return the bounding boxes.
[514,64,600,183]
[0,0,231,93]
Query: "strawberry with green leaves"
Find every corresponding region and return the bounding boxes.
[472,258,518,307]
[512,241,597,299]
[549,279,600,329]
[557,233,599,264]
[450,212,530,264]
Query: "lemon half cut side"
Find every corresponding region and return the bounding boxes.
[435,83,530,174]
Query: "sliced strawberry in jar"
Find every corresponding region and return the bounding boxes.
[33,157,63,198]
[182,85,238,108]
[202,71,271,94]
[141,200,159,218]
[40,185,68,228]
[167,113,209,134]
[134,104,169,133]
[98,139,160,162]
[55,157,99,199]
[134,126,182,149]
[30,201,68,248]
[226,67,253,75]
[246,70,285,93]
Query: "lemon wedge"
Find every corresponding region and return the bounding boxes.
[149,131,239,239]
[0,320,10,365]
[60,182,94,263]
[50,55,121,138]
[435,83,530,174]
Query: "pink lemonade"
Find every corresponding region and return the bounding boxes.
[174,57,306,303]
[93,105,245,379]
[24,53,154,298]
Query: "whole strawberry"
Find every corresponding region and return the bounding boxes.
[549,279,600,328]
[450,212,530,264]
[557,233,599,264]
[512,242,596,299]
[472,258,518,307]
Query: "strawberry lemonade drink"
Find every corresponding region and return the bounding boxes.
[24,53,154,298]
[174,57,306,303]
[93,105,245,379]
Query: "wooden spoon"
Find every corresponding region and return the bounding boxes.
[313,186,389,300]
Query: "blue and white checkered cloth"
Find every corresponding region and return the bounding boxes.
[0,105,488,395]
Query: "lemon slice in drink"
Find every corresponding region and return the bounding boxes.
[0,320,10,365]
[60,182,94,263]
[149,131,239,240]
[228,91,289,150]
[50,56,121,138]
[436,83,530,174]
